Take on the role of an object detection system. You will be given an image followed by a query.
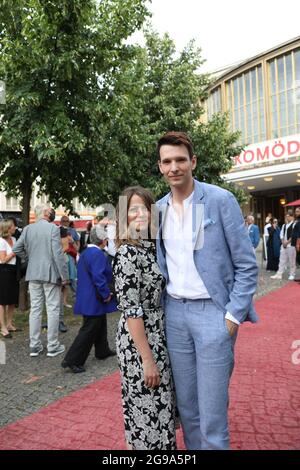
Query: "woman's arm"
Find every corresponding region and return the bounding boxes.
[0,250,16,264]
[127,317,160,388]
[114,245,160,388]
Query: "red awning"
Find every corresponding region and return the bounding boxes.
[284,199,300,206]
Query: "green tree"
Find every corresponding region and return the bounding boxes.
[101,29,247,203]
[0,0,150,223]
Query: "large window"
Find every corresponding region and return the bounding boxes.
[269,49,300,138]
[226,66,266,144]
[5,196,19,211]
[207,87,221,119]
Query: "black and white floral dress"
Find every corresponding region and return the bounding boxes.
[113,240,176,450]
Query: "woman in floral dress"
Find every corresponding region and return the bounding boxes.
[113,186,176,450]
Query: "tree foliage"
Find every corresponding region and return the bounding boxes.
[0,0,150,222]
[101,29,247,203]
[0,1,247,225]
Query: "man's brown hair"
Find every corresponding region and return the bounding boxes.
[157,131,194,160]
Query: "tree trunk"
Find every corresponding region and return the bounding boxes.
[19,157,33,311]
[21,178,32,227]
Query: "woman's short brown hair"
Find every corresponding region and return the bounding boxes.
[115,186,157,249]
[0,220,13,239]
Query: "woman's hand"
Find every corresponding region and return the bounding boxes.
[142,357,160,388]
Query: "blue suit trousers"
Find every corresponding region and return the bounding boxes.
[165,295,237,450]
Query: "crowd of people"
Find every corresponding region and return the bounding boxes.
[245,208,300,280]
[1,131,300,451]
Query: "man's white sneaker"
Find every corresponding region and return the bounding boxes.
[288,275,295,281]
[30,345,44,357]
[47,344,65,357]
[270,274,282,280]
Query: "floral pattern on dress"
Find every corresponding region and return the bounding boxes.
[113,240,176,450]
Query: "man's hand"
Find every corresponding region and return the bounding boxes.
[225,319,239,337]
[103,293,112,303]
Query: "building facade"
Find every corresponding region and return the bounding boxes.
[0,185,98,228]
[206,36,300,231]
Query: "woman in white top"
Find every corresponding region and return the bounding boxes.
[0,220,18,338]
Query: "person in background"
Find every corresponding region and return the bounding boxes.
[264,214,272,236]
[98,212,117,261]
[246,215,260,250]
[61,226,116,373]
[266,218,281,272]
[7,216,22,240]
[60,216,78,296]
[61,215,80,252]
[291,207,300,281]
[60,226,77,310]
[0,220,19,338]
[69,221,80,251]
[271,210,296,280]
[79,221,93,253]
[13,204,68,357]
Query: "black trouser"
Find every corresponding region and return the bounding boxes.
[64,315,110,366]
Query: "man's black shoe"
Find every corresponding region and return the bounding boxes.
[59,321,68,333]
[70,365,85,373]
[95,350,116,360]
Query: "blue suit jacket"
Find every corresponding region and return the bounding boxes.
[74,246,117,316]
[156,180,259,324]
[248,224,260,249]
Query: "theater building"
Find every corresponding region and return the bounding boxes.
[205,36,300,230]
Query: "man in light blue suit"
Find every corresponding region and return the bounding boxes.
[246,215,260,249]
[156,132,258,450]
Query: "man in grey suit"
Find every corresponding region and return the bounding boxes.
[156,132,258,450]
[13,204,68,357]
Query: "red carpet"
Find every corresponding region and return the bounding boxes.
[0,282,299,450]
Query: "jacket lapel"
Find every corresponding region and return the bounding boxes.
[192,180,205,249]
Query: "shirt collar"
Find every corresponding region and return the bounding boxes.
[87,244,101,250]
[169,191,194,208]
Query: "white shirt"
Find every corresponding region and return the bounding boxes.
[87,244,101,250]
[264,223,271,236]
[163,193,240,325]
[280,221,294,246]
[163,192,210,299]
[0,237,16,265]
[105,223,116,257]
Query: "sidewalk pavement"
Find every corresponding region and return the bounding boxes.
[0,280,299,450]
